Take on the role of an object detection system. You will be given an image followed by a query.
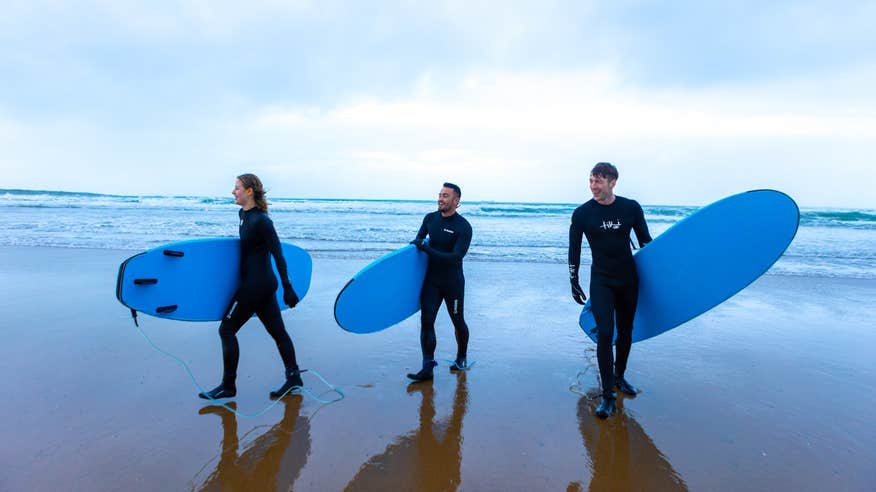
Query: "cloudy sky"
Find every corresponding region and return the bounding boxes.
[1,1,874,207]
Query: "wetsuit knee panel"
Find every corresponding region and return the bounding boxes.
[596,326,616,345]
[219,320,239,338]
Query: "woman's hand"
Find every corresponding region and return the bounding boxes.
[283,288,299,309]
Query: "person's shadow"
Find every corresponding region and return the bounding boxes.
[568,392,687,492]
[194,397,311,491]
[345,372,470,491]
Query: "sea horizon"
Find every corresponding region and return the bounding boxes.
[3,187,875,212]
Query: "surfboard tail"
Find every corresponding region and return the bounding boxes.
[116,251,147,326]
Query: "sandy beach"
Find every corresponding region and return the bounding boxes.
[1,245,874,491]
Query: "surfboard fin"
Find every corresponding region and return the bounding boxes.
[130,308,139,327]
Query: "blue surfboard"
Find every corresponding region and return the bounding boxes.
[334,244,429,333]
[579,189,799,344]
[116,238,312,322]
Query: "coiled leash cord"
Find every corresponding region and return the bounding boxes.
[133,322,345,418]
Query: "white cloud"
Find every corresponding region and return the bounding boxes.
[238,66,876,206]
[253,67,876,140]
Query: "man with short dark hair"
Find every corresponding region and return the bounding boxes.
[408,182,473,382]
[568,162,652,418]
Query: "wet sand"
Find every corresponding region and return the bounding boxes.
[1,245,874,491]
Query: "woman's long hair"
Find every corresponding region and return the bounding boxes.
[237,173,269,212]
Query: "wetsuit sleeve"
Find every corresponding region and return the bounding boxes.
[414,214,429,241]
[262,216,292,289]
[632,201,652,248]
[568,210,584,278]
[422,221,472,262]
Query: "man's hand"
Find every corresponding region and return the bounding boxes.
[283,288,299,309]
[570,277,587,305]
[410,238,426,250]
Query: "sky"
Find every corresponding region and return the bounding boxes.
[1,1,874,207]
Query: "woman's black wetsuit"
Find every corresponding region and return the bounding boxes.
[218,207,298,388]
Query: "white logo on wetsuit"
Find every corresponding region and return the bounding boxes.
[601,220,622,230]
[443,228,455,234]
[226,300,239,319]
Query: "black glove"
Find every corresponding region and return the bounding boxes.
[410,238,426,250]
[283,287,299,309]
[570,276,587,305]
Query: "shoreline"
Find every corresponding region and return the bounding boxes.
[2,244,871,282]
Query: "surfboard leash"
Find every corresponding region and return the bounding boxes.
[131,321,345,418]
[437,358,477,370]
[569,347,599,399]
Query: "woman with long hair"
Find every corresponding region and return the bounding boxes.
[199,173,303,400]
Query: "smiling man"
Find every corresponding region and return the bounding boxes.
[408,182,473,382]
[568,162,652,418]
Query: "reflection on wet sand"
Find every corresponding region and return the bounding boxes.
[194,397,311,491]
[570,393,687,492]
[345,372,469,492]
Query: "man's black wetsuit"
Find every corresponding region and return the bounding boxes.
[414,211,473,363]
[218,208,298,388]
[569,196,652,397]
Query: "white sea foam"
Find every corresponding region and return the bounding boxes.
[1,189,873,278]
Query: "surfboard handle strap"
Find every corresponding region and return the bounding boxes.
[130,320,345,418]
[156,305,178,314]
[133,278,158,285]
[162,249,184,257]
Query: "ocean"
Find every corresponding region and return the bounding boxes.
[1,189,874,279]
